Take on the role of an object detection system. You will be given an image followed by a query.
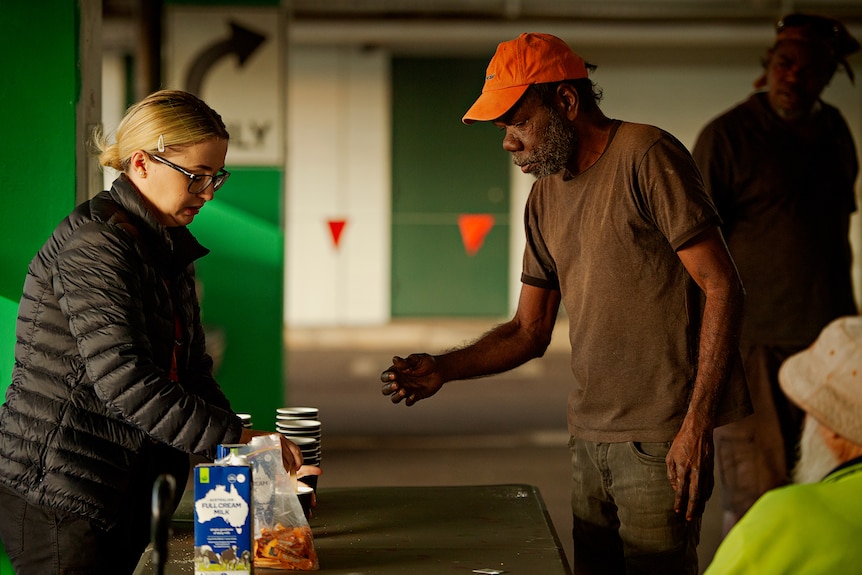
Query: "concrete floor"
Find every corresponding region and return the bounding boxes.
[283,319,725,574]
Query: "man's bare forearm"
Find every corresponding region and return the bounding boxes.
[435,284,561,384]
[434,319,553,383]
[686,281,744,432]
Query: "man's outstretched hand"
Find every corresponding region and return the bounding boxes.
[380,353,444,406]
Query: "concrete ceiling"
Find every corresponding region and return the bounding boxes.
[282,0,862,22]
[103,0,862,24]
[102,0,862,55]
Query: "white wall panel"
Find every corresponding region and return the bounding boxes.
[286,47,390,326]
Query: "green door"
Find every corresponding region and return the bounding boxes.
[391,57,510,317]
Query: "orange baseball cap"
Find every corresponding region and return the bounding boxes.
[462,33,589,125]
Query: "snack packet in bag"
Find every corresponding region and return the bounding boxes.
[226,434,319,570]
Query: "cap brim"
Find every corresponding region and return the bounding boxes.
[462,84,530,125]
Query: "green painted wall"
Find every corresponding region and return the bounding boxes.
[0,7,78,403]
[0,5,77,303]
[391,57,511,317]
[190,167,284,423]
[0,3,79,570]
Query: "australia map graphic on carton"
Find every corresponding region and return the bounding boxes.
[194,464,253,573]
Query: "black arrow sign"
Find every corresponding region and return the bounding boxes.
[185,21,267,96]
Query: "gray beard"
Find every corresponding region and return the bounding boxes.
[515,108,576,179]
[792,416,840,484]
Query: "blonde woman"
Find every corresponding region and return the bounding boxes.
[0,90,305,574]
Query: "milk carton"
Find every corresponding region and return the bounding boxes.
[194,455,253,574]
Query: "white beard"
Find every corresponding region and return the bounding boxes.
[792,416,840,484]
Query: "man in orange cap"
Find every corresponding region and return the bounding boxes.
[693,14,860,537]
[382,32,751,574]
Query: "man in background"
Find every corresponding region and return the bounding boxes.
[705,315,862,574]
[692,13,860,534]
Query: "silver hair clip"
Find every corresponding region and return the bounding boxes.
[157,134,165,152]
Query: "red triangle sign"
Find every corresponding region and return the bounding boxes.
[328,219,347,249]
[458,214,494,256]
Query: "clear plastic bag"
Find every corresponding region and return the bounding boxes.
[225,434,319,570]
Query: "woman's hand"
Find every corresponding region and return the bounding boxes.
[278,434,304,474]
[239,428,311,476]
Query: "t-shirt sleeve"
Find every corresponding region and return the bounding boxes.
[637,131,721,250]
[521,187,561,290]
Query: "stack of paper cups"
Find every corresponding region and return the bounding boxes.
[276,407,320,490]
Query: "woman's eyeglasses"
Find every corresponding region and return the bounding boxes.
[146,152,230,195]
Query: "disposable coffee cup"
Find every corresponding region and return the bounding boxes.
[277,426,321,436]
[299,475,318,491]
[276,420,321,439]
[283,437,320,454]
[283,433,321,443]
[276,406,319,419]
[276,419,320,431]
[286,436,321,446]
[296,483,314,519]
[281,437,321,452]
[300,446,321,458]
[277,423,321,435]
[276,414,306,422]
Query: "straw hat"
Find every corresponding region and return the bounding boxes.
[779,316,862,444]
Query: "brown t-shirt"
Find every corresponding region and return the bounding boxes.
[523,121,750,442]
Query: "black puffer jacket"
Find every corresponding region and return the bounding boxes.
[0,175,243,530]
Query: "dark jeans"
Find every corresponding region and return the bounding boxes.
[0,445,188,575]
[0,483,149,574]
[569,437,702,575]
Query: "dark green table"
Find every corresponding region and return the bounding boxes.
[135,483,572,574]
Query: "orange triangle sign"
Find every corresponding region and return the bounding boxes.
[328,219,347,249]
[458,214,495,256]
